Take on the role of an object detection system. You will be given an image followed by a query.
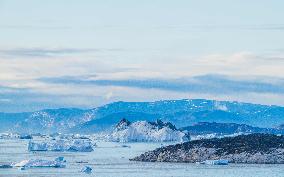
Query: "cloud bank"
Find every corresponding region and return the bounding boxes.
[1,49,284,112]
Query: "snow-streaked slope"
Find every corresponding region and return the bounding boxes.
[1,99,284,133]
[107,119,190,142]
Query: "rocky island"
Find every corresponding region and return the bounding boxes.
[131,134,284,164]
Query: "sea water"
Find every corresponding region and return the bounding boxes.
[0,139,283,177]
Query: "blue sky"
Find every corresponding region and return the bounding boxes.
[0,0,284,112]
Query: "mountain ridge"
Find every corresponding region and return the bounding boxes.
[0,99,284,133]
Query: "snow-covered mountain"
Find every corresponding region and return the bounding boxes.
[1,99,284,133]
[107,119,190,142]
[72,99,284,133]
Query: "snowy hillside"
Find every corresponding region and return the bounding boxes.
[107,119,190,142]
[1,99,284,133]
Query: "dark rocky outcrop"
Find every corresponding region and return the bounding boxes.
[131,134,284,164]
[115,118,131,130]
[148,119,177,130]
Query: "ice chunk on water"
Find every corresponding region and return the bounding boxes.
[80,166,92,174]
[13,157,66,169]
[55,156,66,162]
[200,159,229,165]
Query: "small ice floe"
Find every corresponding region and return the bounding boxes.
[121,144,131,148]
[28,140,94,152]
[80,166,92,174]
[13,157,66,170]
[55,157,66,163]
[19,134,33,139]
[75,161,88,164]
[198,159,229,165]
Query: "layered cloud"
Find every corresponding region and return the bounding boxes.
[39,74,284,94]
[0,48,284,112]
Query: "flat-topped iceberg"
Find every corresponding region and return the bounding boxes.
[28,140,94,152]
[108,119,190,142]
[13,157,66,169]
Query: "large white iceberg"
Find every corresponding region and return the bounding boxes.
[13,157,66,169]
[28,140,94,152]
[108,119,190,142]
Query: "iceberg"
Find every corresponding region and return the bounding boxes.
[80,166,92,174]
[108,119,190,142]
[28,140,94,152]
[28,142,48,151]
[13,157,66,169]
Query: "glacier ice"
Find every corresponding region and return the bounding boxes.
[28,140,94,152]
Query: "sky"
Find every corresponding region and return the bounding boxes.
[0,0,284,112]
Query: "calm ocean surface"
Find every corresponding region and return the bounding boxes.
[0,139,283,177]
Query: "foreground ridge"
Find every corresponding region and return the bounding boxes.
[131,134,284,164]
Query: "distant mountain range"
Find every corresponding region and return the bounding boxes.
[0,99,284,133]
[181,122,284,135]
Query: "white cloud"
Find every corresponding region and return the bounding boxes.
[105,91,113,100]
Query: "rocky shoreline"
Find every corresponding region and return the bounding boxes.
[130,134,284,164]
